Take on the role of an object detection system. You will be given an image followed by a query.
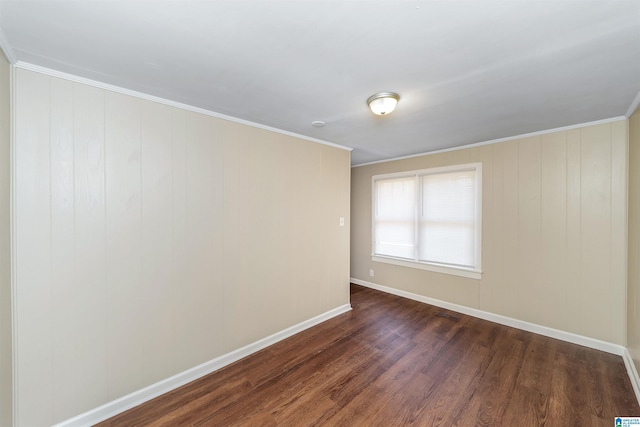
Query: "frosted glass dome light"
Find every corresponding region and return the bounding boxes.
[367,92,400,115]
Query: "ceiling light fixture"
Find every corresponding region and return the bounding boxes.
[367,92,400,115]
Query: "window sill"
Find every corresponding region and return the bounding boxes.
[372,255,482,280]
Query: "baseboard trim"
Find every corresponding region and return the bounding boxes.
[351,278,625,356]
[53,303,352,427]
[623,349,640,405]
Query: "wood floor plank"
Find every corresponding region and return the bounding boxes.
[453,328,526,426]
[96,284,640,426]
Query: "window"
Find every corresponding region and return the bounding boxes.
[372,163,482,279]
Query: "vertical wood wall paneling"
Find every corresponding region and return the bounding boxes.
[349,166,370,295]
[255,131,297,333]
[272,135,299,328]
[184,113,223,364]
[223,123,292,346]
[243,128,283,338]
[168,108,192,371]
[478,145,495,313]
[206,116,225,355]
[350,120,628,347]
[293,142,325,321]
[12,68,352,425]
[320,145,344,312]
[140,101,174,386]
[221,121,246,351]
[482,143,505,315]
[15,70,53,427]
[580,124,613,342]
[499,141,520,318]
[629,107,640,372]
[565,129,582,335]
[73,82,108,411]
[0,49,12,427]
[105,91,143,400]
[517,136,543,325]
[50,77,77,421]
[610,120,627,346]
[322,144,352,310]
[540,131,567,331]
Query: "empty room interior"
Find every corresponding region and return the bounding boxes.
[1,1,640,426]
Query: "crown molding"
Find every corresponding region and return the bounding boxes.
[13,61,353,153]
[0,27,16,64]
[352,116,627,168]
[626,89,640,118]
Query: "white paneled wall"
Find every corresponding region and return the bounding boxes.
[13,69,351,426]
[629,108,640,375]
[351,120,628,345]
[0,51,12,427]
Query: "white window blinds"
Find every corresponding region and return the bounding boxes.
[373,176,415,259]
[419,169,477,268]
[372,163,482,276]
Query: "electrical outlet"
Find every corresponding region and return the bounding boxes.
[370,269,374,277]
[339,217,345,227]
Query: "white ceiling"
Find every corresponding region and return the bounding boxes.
[1,1,639,165]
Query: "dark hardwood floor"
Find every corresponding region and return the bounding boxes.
[97,284,640,426]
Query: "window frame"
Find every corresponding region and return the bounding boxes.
[371,163,482,280]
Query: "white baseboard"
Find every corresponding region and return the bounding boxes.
[623,349,640,405]
[53,303,352,427]
[351,278,625,356]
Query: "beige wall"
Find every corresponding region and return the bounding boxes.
[352,121,628,345]
[0,52,12,427]
[629,107,640,374]
[12,68,351,426]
